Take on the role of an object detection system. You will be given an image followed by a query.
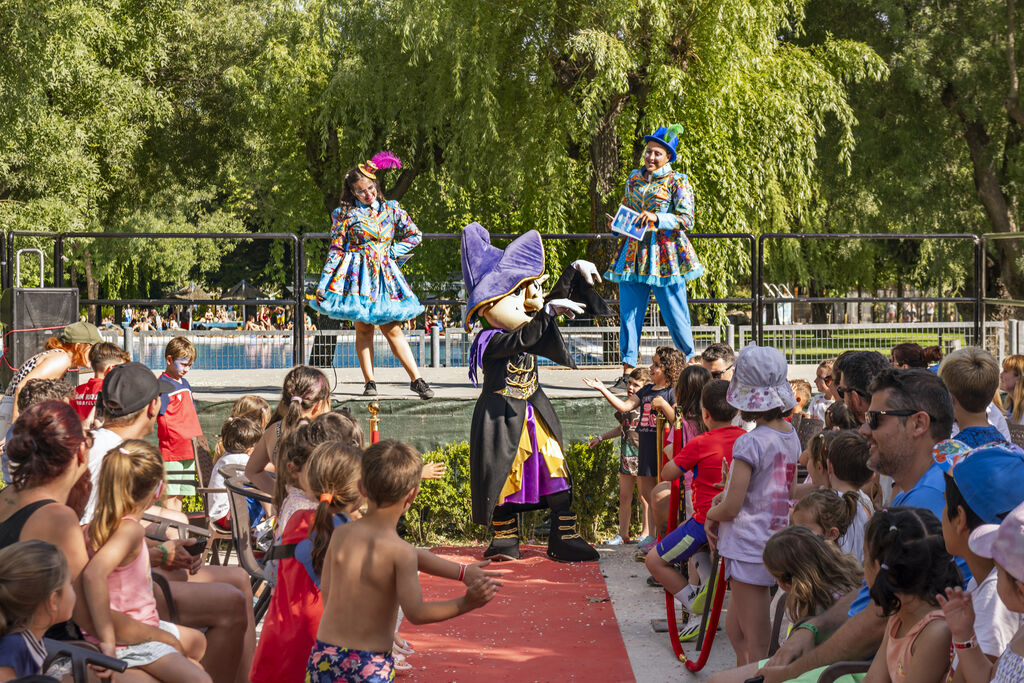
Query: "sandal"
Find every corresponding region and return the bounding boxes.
[393,637,415,656]
[393,653,413,671]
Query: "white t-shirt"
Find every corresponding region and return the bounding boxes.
[807,395,833,423]
[952,566,1024,669]
[837,489,873,565]
[206,452,249,522]
[718,425,801,563]
[81,428,124,524]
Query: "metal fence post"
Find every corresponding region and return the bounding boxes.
[54,235,64,288]
[430,325,440,368]
[974,236,983,344]
[294,235,306,365]
[121,324,133,360]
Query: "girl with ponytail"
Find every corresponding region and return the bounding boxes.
[861,507,961,683]
[245,365,330,495]
[311,152,435,401]
[0,540,73,679]
[82,440,212,682]
[251,440,363,683]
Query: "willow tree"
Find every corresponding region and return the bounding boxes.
[311,0,885,304]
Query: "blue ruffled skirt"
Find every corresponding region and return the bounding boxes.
[312,251,424,325]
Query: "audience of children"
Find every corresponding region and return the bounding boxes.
[588,366,651,545]
[585,346,685,554]
[707,344,801,666]
[647,379,742,633]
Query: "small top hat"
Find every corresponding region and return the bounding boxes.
[643,125,683,163]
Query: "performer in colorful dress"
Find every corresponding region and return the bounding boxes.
[604,125,704,390]
[461,221,606,563]
[313,152,434,399]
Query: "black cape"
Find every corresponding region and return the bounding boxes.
[469,310,576,525]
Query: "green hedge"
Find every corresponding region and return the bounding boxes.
[404,438,636,545]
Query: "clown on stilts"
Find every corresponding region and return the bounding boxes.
[606,125,703,390]
[461,222,612,563]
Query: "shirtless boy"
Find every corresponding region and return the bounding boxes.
[311,439,501,682]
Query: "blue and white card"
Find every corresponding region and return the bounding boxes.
[610,205,647,240]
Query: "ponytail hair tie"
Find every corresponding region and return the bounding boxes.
[119,447,130,454]
[889,525,898,532]
[320,493,333,504]
[291,396,303,404]
[881,563,890,570]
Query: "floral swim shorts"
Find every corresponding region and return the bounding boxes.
[307,639,394,683]
[619,441,639,476]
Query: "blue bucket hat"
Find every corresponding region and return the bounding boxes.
[460,222,545,331]
[643,125,683,163]
[950,443,1024,524]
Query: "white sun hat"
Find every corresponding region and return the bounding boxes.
[726,344,797,413]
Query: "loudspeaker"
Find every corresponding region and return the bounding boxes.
[0,288,80,388]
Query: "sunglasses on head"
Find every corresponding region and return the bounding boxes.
[711,364,734,379]
[836,386,869,400]
[866,409,934,430]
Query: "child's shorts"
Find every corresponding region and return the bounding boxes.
[723,557,776,587]
[654,517,707,566]
[619,442,639,476]
[307,639,395,682]
[163,458,196,496]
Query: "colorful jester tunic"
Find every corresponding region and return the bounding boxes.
[312,199,425,325]
[603,164,703,286]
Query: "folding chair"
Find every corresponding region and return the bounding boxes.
[43,638,127,682]
[141,513,212,623]
[224,475,274,623]
[817,661,871,682]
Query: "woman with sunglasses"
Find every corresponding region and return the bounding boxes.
[312,152,434,400]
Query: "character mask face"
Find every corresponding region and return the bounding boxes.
[482,278,545,331]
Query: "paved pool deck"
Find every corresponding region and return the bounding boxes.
[186,364,820,404]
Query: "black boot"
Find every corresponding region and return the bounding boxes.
[484,513,520,561]
[545,491,599,563]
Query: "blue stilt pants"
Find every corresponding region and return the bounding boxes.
[618,279,694,366]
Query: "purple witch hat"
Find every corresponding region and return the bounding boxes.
[460,222,545,331]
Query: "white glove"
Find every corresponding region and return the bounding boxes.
[545,299,585,318]
[571,260,602,285]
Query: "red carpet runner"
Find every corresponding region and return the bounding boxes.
[400,545,634,682]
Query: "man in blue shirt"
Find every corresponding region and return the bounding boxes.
[758,368,959,683]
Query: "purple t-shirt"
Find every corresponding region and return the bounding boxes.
[718,424,801,563]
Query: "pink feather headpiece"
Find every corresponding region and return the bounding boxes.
[358,151,402,179]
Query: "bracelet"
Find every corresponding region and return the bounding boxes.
[156,544,168,568]
[458,564,466,582]
[794,622,820,645]
[953,636,978,650]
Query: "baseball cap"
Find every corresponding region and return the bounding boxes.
[59,322,102,345]
[969,499,1024,584]
[98,362,173,417]
[950,443,1024,524]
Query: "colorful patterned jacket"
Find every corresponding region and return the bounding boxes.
[604,164,704,287]
[317,199,420,292]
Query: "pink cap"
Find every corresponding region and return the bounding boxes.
[968,499,1024,584]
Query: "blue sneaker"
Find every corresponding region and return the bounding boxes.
[607,535,626,546]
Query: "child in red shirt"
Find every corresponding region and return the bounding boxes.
[157,336,203,511]
[646,380,744,609]
[71,342,129,422]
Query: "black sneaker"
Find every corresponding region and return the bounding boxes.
[410,378,434,400]
[609,373,631,394]
[363,381,377,397]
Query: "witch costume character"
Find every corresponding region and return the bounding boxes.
[461,222,609,563]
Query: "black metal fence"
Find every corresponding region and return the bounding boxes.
[3,228,1007,364]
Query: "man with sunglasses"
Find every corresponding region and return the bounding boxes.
[700,342,736,381]
[756,367,966,683]
[834,351,889,425]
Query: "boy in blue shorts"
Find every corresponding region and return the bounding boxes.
[646,380,744,618]
[157,336,204,511]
